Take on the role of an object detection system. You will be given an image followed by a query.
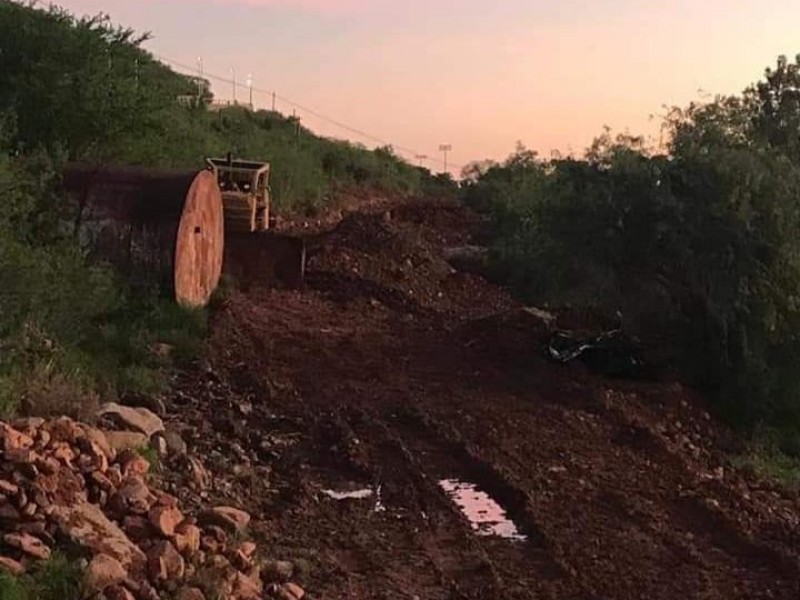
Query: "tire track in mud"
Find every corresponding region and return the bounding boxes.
[346,411,507,599]
[363,405,582,599]
[303,412,494,599]
[294,403,581,599]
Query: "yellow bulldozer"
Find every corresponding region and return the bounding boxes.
[206,155,274,233]
[208,154,307,290]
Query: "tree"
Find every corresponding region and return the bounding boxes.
[0,2,189,161]
[747,54,800,160]
[460,159,498,184]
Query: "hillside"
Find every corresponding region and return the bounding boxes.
[2,192,799,599]
[0,0,452,208]
[160,197,799,599]
[0,0,452,419]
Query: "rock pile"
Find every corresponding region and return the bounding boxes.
[0,414,304,600]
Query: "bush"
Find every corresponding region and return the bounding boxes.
[0,572,26,600]
[463,57,800,455]
[730,428,800,489]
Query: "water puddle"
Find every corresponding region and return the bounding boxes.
[321,485,387,513]
[439,479,527,542]
[322,488,373,500]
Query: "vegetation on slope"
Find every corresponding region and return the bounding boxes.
[462,55,800,479]
[0,0,449,417]
[0,552,83,600]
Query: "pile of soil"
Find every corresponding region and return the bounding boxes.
[308,203,516,318]
[161,196,799,599]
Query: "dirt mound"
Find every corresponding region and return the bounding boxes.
[326,212,400,253]
[165,196,800,599]
[276,186,398,236]
[308,203,516,318]
[391,199,489,247]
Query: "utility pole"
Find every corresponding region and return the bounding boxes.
[293,109,300,142]
[196,56,204,103]
[439,144,452,174]
[246,73,253,110]
[272,92,276,112]
[231,67,236,105]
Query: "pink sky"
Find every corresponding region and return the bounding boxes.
[55,0,800,173]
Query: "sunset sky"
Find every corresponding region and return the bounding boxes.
[55,0,800,173]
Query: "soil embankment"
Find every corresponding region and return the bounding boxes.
[163,197,800,599]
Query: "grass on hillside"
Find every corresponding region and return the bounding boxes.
[731,429,800,489]
[0,553,84,600]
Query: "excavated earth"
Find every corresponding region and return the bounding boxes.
[162,197,800,600]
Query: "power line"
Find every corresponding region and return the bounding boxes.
[159,54,463,173]
[165,55,415,157]
[164,55,443,164]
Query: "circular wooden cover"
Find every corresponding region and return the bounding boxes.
[174,171,225,308]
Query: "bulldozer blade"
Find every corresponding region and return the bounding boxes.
[223,231,307,291]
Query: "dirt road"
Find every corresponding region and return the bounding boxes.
[164,198,800,599]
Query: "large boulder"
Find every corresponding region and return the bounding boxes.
[97,403,165,438]
[50,502,146,570]
[199,506,250,534]
[85,553,128,594]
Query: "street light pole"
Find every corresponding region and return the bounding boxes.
[415,154,428,168]
[439,144,452,174]
[246,74,253,109]
[196,56,204,102]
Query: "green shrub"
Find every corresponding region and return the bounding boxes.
[463,57,800,457]
[0,571,27,600]
[26,553,84,600]
[137,443,161,474]
[730,427,800,489]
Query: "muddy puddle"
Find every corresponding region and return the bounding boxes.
[439,479,527,542]
[321,485,387,512]
[322,488,373,500]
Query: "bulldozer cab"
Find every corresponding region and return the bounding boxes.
[206,157,272,232]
